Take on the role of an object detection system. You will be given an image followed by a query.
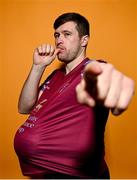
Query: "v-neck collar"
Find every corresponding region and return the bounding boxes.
[61,57,90,79]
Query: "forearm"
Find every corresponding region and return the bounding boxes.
[18,64,46,114]
[18,44,58,114]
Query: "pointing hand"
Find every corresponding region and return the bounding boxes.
[76,60,135,115]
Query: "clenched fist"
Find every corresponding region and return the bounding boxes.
[33,44,60,67]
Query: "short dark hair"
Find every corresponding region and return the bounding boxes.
[53,12,90,37]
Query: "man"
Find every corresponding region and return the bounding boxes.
[14,13,135,179]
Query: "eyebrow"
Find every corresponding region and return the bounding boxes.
[54,30,72,37]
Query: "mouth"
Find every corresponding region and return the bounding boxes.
[57,45,65,51]
[57,49,65,56]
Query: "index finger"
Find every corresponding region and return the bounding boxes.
[84,61,103,80]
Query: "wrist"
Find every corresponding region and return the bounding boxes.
[32,64,46,73]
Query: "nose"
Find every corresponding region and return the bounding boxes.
[56,35,64,46]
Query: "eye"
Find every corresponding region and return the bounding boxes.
[54,33,60,39]
[64,32,71,37]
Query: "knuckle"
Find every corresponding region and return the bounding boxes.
[97,86,109,100]
[106,63,114,71]
[125,77,135,87]
[100,62,114,71]
[104,100,116,108]
[123,77,135,95]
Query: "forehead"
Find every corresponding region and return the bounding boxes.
[55,21,77,33]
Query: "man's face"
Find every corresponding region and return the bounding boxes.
[54,21,83,62]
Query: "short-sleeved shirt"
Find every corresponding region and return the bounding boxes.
[14,58,109,178]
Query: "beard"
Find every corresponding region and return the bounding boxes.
[57,53,69,62]
[57,47,82,63]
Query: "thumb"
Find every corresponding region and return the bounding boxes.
[54,48,60,56]
[51,48,60,59]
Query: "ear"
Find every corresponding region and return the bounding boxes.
[81,35,89,47]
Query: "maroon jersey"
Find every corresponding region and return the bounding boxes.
[14,58,109,178]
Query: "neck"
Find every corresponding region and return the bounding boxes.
[65,50,86,74]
